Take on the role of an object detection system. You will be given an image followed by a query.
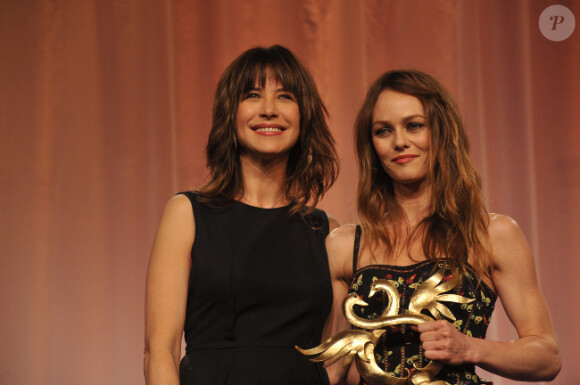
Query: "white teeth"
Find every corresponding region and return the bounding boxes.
[255,127,282,132]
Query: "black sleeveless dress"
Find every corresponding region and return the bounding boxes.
[178,192,332,385]
[349,226,496,385]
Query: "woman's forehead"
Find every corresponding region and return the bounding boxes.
[245,65,297,91]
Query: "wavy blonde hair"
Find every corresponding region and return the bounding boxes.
[355,70,491,276]
[196,45,339,214]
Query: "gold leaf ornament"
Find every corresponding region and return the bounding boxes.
[296,266,474,385]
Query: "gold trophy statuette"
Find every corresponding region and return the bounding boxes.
[296,266,474,385]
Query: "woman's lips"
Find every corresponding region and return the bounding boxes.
[251,124,286,135]
[392,154,418,164]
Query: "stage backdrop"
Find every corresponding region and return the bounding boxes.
[1,1,578,384]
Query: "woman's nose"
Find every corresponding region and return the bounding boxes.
[259,97,278,118]
[393,129,409,149]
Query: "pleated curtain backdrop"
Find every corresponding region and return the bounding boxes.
[0,1,578,384]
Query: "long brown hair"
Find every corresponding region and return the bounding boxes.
[355,70,491,276]
[196,45,339,214]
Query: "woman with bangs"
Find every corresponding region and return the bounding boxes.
[144,45,339,385]
[324,70,560,385]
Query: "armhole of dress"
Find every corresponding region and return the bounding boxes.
[178,191,196,210]
[177,191,197,249]
[320,209,330,235]
[352,225,362,274]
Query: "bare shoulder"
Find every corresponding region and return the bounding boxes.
[487,213,528,250]
[163,193,194,218]
[152,194,195,252]
[327,223,358,249]
[487,213,533,273]
[325,212,340,232]
[326,224,357,281]
[488,213,521,238]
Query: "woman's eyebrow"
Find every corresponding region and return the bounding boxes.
[372,120,392,127]
[402,114,426,121]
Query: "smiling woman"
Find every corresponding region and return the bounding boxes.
[201,45,338,213]
[144,45,340,385]
[235,74,300,162]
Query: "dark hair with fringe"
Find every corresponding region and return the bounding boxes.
[354,70,491,277]
[195,45,339,214]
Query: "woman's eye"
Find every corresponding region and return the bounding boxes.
[278,93,295,101]
[244,92,260,99]
[373,127,391,136]
[407,122,425,130]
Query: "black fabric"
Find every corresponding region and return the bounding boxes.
[349,227,496,385]
[178,192,332,385]
[352,224,362,274]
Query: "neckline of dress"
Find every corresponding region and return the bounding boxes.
[353,259,497,297]
[233,199,293,211]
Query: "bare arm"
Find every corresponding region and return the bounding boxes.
[419,214,561,381]
[144,194,194,385]
[322,225,361,385]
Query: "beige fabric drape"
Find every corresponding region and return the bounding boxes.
[1,1,578,384]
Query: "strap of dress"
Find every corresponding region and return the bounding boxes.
[353,225,362,274]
